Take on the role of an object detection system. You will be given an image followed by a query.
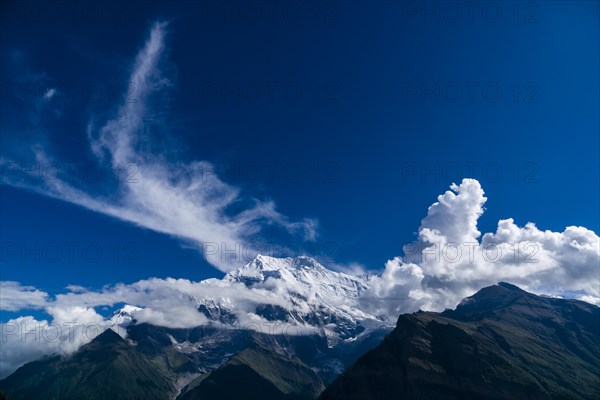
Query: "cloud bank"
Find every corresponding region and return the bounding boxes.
[361,178,600,317]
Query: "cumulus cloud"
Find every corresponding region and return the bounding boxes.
[415,179,486,246]
[362,178,600,317]
[0,21,317,272]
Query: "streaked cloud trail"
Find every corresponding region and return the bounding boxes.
[1,21,317,272]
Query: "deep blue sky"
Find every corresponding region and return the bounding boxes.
[1,1,598,299]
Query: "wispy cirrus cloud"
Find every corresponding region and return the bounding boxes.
[1,21,317,272]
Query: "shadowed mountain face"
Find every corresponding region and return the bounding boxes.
[1,283,598,400]
[0,329,177,400]
[178,343,325,400]
[0,255,391,400]
[0,324,386,400]
[319,283,600,400]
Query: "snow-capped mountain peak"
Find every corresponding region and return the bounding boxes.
[229,254,326,276]
[109,304,142,326]
[208,255,386,343]
[225,254,369,300]
[101,256,387,346]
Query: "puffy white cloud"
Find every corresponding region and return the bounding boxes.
[362,179,600,317]
[417,179,486,245]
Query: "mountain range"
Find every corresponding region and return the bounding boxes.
[319,282,600,400]
[0,255,390,399]
[1,256,598,399]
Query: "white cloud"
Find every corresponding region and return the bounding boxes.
[579,295,600,306]
[328,261,369,276]
[362,179,600,317]
[43,88,56,101]
[0,274,317,377]
[1,21,317,272]
[416,179,486,246]
[1,176,599,377]
[0,312,127,379]
[1,22,599,382]
[0,282,48,311]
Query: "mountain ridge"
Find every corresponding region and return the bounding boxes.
[178,341,325,400]
[0,328,177,400]
[318,282,600,400]
[3,270,599,400]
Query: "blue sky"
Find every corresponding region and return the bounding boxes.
[1,0,599,317]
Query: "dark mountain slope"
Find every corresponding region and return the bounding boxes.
[178,342,326,400]
[319,282,600,400]
[3,283,597,400]
[0,329,177,400]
